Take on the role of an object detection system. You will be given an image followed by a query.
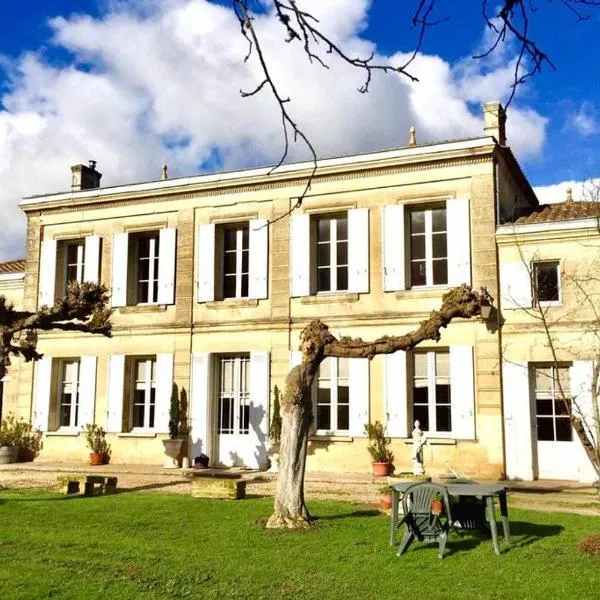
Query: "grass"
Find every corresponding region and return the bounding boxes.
[0,489,599,600]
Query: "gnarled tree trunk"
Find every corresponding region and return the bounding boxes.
[266,285,492,529]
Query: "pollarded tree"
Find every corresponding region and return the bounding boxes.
[266,284,492,529]
[0,281,112,383]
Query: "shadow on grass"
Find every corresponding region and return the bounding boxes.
[311,509,381,522]
[115,480,189,494]
[507,521,564,548]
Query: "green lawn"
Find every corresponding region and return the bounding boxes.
[0,489,598,600]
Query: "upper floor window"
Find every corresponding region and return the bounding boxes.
[410,207,447,287]
[222,225,249,299]
[313,356,350,434]
[533,365,572,442]
[133,232,160,304]
[316,215,348,293]
[58,359,80,429]
[533,261,560,305]
[412,350,451,434]
[132,357,157,430]
[63,241,85,288]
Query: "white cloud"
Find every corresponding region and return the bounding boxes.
[534,179,600,204]
[0,0,548,259]
[566,103,599,137]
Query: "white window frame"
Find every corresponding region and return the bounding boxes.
[411,350,452,436]
[533,363,572,442]
[63,240,85,289]
[134,233,160,304]
[532,260,562,307]
[57,358,80,430]
[312,357,350,435]
[222,225,249,299]
[315,214,348,294]
[131,357,157,431]
[409,206,448,288]
[217,355,250,436]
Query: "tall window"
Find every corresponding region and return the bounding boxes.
[316,215,348,293]
[132,357,156,429]
[533,261,560,304]
[58,359,80,428]
[222,226,249,299]
[410,207,447,287]
[412,351,451,433]
[217,355,250,435]
[534,365,572,442]
[135,233,160,304]
[64,241,85,286]
[313,357,350,433]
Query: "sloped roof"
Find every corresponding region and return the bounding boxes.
[513,201,600,225]
[0,260,25,274]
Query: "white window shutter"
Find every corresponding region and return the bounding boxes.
[348,208,369,293]
[39,240,57,307]
[385,351,408,437]
[197,224,216,303]
[190,353,212,461]
[106,354,125,432]
[157,228,177,305]
[78,356,97,428]
[571,361,595,438]
[111,233,129,307]
[33,357,52,431]
[502,361,534,480]
[250,351,270,468]
[349,358,369,436]
[500,261,532,309]
[447,198,472,286]
[155,353,174,433]
[249,219,268,300]
[290,214,311,297]
[450,346,476,439]
[83,236,101,284]
[382,205,406,292]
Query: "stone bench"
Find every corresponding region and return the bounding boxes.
[57,474,118,496]
[189,475,246,500]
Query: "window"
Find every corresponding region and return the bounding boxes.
[132,357,156,429]
[133,232,160,304]
[412,351,451,433]
[57,359,80,428]
[217,355,250,435]
[316,215,348,293]
[222,225,249,299]
[534,365,572,442]
[55,239,85,297]
[313,357,350,433]
[533,261,560,304]
[410,207,447,287]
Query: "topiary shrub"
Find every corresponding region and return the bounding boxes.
[579,533,600,556]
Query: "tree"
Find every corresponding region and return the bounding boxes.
[266,284,492,529]
[0,281,112,383]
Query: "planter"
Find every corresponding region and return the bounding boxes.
[372,461,391,477]
[0,446,19,465]
[162,438,186,469]
[89,452,106,466]
[431,498,444,516]
[379,492,393,510]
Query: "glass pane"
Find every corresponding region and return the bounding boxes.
[137,236,150,257]
[554,398,571,416]
[240,404,250,433]
[557,367,570,392]
[66,244,79,263]
[336,242,348,266]
[242,226,249,249]
[317,405,331,430]
[133,403,145,429]
[317,387,331,403]
[135,360,146,381]
[137,258,150,280]
[137,281,149,302]
[317,244,330,267]
[317,268,331,292]
[536,417,554,441]
[432,259,448,285]
[319,357,331,379]
[536,398,553,416]
[241,250,249,274]
[337,405,350,431]
[338,358,349,380]
[336,266,348,291]
[411,262,426,286]
[222,360,234,394]
[149,403,155,429]
[60,403,71,427]
[413,386,428,404]
[432,233,447,259]
[241,274,249,297]
[224,229,237,250]
[336,218,348,241]
[411,236,425,260]
[223,251,236,275]
[432,208,447,232]
[338,385,349,406]
[435,353,449,377]
[66,265,79,283]
[435,384,450,405]
[555,418,573,441]
[414,405,429,431]
[535,367,552,392]
[317,219,331,243]
[414,354,428,378]
[536,265,559,302]
[223,276,236,299]
[410,211,425,234]
[436,406,451,432]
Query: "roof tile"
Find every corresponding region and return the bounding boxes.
[0,260,26,274]
[513,201,600,225]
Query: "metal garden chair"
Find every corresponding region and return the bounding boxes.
[396,482,454,559]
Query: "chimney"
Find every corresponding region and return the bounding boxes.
[483,101,506,146]
[71,160,102,191]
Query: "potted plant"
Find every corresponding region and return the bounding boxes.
[431,492,444,516]
[365,421,394,476]
[162,384,187,468]
[379,485,393,510]
[85,424,111,465]
[267,385,282,472]
[0,413,22,464]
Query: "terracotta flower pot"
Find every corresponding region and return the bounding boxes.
[431,498,443,516]
[379,493,393,510]
[89,452,104,466]
[372,461,391,477]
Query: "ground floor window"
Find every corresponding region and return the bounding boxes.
[217,355,250,435]
[58,359,80,428]
[313,357,350,434]
[533,365,572,442]
[132,357,156,429]
[412,350,451,433]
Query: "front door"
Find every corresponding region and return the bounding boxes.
[532,365,580,480]
[215,355,253,467]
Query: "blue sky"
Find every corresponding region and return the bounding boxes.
[0,1,599,257]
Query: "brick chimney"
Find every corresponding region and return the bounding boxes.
[483,102,506,146]
[71,160,102,191]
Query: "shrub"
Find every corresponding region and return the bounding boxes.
[84,424,111,458]
[0,413,43,460]
[168,384,181,439]
[579,533,600,556]
[269,385,282,443]
[365,421,394,464]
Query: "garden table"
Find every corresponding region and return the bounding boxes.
[389,481,510,555]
